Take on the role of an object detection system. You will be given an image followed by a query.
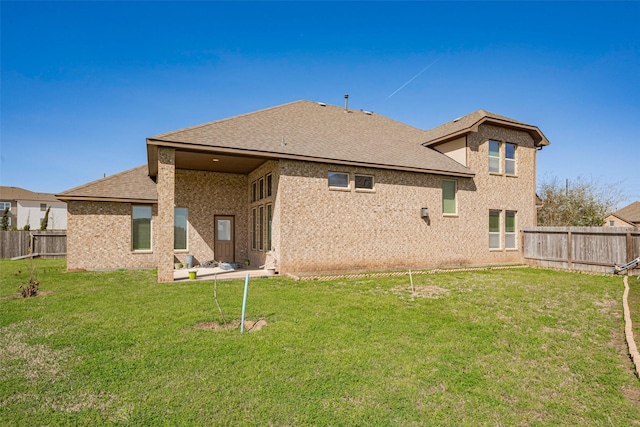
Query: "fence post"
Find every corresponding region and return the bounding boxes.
[567,230,572,270]
[627,231,633,264]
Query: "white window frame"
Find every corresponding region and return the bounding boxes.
[132,205,153,252]
[489,210,501,249]
[174,207,188,251]
[489,140,501,173]
[505,143,516,175]
[505,210,517,249]
[354,174,374,191]
[328,172,350,189]
[442,179,457,215]
[1,202,12,211]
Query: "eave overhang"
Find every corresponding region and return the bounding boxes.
[146,138,476,180]
[424,117,550,148]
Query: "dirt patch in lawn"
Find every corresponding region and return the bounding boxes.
[194,318,268,332]
[1,291,53,300]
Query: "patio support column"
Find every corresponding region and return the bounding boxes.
[157,147,175,282]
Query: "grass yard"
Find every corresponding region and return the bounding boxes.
[1,259,640,426]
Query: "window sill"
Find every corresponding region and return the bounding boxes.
[505,248,519,251]
[174,249,189,254]
[489,248,502,252]
[329,186,351,192]
[132,250,153,254]
[355,188,375,193]
[442,213,459,218]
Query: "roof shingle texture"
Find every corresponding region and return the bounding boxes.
[423,109,530,145]
[0,186,60,202]
[149,100,472,176]
[57,166,157,201]
[612,201,640,224]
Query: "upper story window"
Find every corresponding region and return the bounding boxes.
[505,143,516,175]
[0,202,10,211]
[132,205,152,251]
[251,181,257,203]
[489,141,500,173]
[328,172,349,189]
[266,174,273,197]
[40,203,47,211]
[355,174,374,190]
[258,177,264,200]
[442,180,457,215]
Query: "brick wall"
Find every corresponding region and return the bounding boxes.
[66,200,157,270]
[274,123,538,273]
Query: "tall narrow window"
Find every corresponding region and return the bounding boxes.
[489,140,500,173]
[505,211,517,249]
[489,210,501,249]
[132,205,152,251]
[442,180,457,214]
[328,172,349,188]
[266,174,273,197]
[266,204,272,251]
[251,208,257,250]
[259,178,264,200]
[258,205,264,251]
[174,208,188,250]
[505,143,516,175]
[251,181,257,203]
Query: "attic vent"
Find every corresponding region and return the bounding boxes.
[452,116,463,122]
[362,110,373,115]
[317,102,327,106]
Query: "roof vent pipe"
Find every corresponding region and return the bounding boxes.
[344,94,349,112]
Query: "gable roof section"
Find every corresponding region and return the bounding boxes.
[610,201,640,224]
[147,100,474,179]
[423,109,550,147]
[0,186,60,203]
[56,166,157,203]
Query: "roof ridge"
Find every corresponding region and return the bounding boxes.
[149,99,311,140]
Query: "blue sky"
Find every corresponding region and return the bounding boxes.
[2,1,639,207]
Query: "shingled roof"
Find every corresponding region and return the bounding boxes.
[56,166,157,202]
[147,100,474,178]
[0,186,60,203]
[423,109,550,147]
[610,201,640,225]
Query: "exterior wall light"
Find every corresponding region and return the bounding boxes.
[421,208,429,218]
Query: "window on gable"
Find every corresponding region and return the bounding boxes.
[258,177,264,200]
[266,174,273,197]
[505,143,516,175]
[489,210,501,249]
[132,205,152,251]
[174,208,188,250]
[505,211,517,249]
[328,172,349,188]
[489,140,500,173]
[442,180,457,215]
[355,174,374,190]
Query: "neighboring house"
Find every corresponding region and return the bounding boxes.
[605,201,640,227]
[0,186,67,230]
[57,100,550,282]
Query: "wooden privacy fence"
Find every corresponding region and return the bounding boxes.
[522,226,640,274]
[0,231,67,259]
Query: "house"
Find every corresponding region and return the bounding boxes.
[56,100,550,282]
[0,186,67,230]
[605,201,640,227]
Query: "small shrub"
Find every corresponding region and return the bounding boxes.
[19,266,39,298]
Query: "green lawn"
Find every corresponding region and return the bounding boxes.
[1,259,639,426]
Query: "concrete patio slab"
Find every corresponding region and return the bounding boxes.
[174,266,276,282]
